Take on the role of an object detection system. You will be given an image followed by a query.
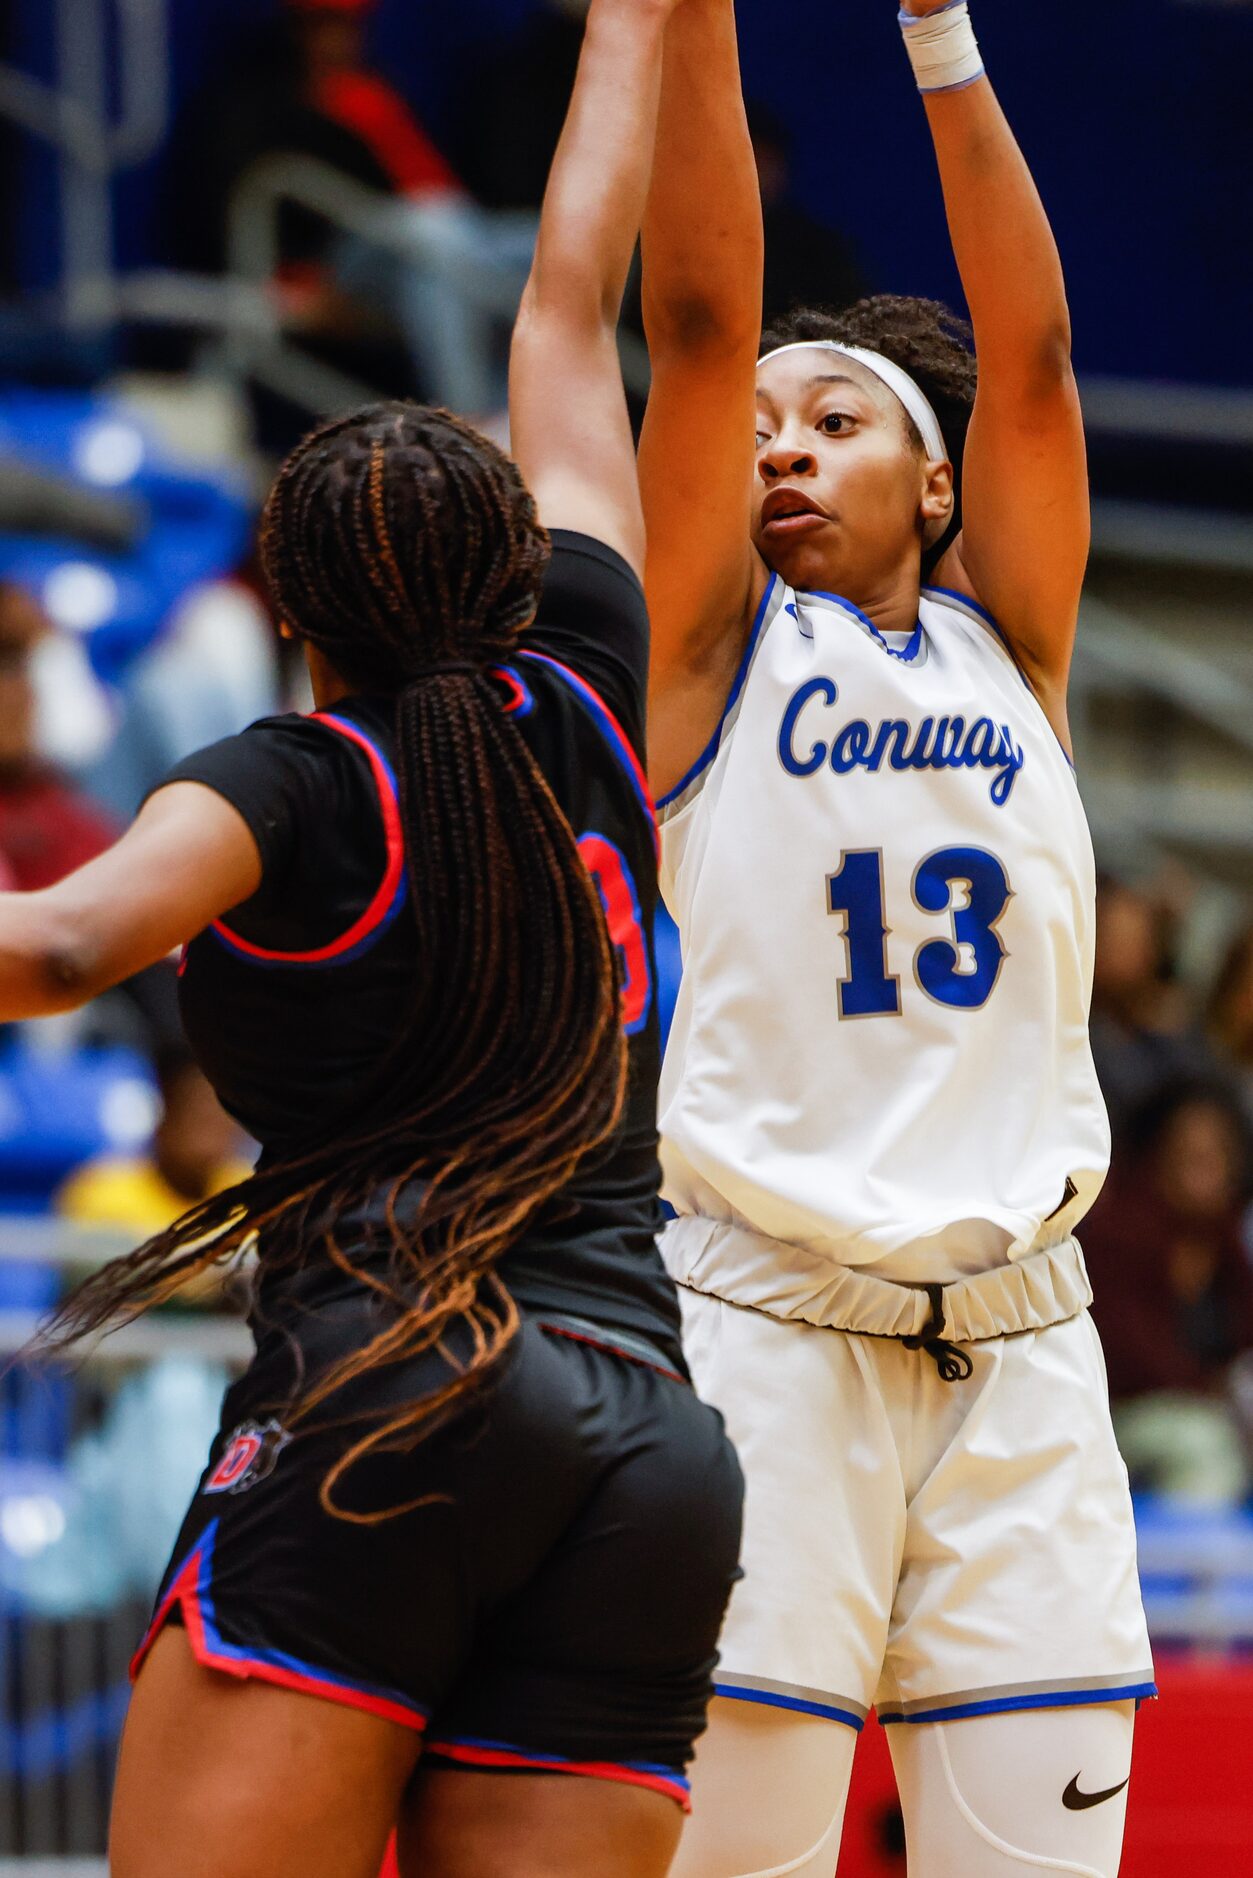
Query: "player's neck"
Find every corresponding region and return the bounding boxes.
[836,560,923,639]
[305,644,356,709]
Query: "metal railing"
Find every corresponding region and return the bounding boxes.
[2,1221,247,1862]
[0,1222,251,1365]
[1068,590,1253,874]
[1074,596,1253,759]
[217,151,652,414]
[0,1864,106,1876]
[0,0,1248,906]
[0,0,170,330]
[0,0,1240,458]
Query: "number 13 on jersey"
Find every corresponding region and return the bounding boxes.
[826,846,1012,1018]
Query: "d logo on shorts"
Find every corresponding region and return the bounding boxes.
[205,1419,291,1496]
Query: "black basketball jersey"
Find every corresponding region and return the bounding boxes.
[163,532,681,1370]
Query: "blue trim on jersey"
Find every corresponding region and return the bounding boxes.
[517,650,656,853]
[320,712,400,784]
[655,575,779,810]
[809,589,925,665]
[923,584,1032,692]
[714,1681,865,1730]
[492,664,536,717]
[877,1681,1158,1727]
[209,871,409,971]
[922,583,1000,633]
[207,713,411,970]
[922,584,1078,773]
[578,829,654,1037]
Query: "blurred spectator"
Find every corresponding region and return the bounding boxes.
[1205,923,1253,1131]
[0,450,145,551]
[0,594,117,890]
[0,579,117,777]
[58,1047,251,1238]
[748,103,866,328]
[164,0,456,278]
[164,0,535,416]
[85,572,282,822]
[1087,1080,1253,1504]
[451,16,868,335]
[1089,872,1214,1145]
[450,0,586,213]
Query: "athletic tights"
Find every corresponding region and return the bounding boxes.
[669,1696,1135,1877]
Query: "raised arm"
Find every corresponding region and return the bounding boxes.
[903,1,1089,712]
[636,0,766,794]
[509,0,680,581]
[0,786,260,1020]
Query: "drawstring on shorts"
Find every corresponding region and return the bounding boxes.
[901,1283,975,1382]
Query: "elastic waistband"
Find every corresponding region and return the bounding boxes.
[533,1310,689,1383]
[663,1217,1092,1344]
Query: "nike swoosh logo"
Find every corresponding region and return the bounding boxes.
[1062,1774,1130,1812]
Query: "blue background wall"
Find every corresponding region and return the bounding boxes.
[10,0,1253,388]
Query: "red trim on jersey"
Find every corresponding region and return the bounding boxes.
[517,652,659,861]
[490,666,532,715]
[208,712,405,965]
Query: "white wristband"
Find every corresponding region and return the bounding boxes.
[899,2,985,94]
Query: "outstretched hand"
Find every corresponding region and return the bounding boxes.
[900,0,958,15]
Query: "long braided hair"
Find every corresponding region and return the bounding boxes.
[40,404,627,1514]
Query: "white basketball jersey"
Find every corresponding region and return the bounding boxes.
[658,577,1111,1287]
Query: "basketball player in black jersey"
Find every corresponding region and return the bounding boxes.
[0,0,743,1871]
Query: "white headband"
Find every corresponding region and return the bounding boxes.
[757,340,947,462]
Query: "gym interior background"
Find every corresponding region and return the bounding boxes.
[0,0,1250,1868]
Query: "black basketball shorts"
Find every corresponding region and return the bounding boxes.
[133,1308,744,1809]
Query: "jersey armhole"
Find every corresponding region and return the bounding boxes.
[516,650,660,861]
[922,585,1078,777]
[209,711,409,967]
[655,574,782,825]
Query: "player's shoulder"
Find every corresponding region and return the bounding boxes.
[522,528,650,756]
[920,580,1009,643]
[182,705,386,783]
[509,648,657,855]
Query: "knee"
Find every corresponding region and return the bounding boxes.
[669,1702,856,1878]
[890,1704,1134,1877]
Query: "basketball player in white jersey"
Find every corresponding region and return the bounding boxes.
[636,3,1152,1874]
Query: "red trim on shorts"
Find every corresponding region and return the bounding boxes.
[424,1737,692,1810]
[132,1524,428,1733]
[540,1321,686,1384]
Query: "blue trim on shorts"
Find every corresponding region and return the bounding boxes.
[877,1680,1158,1726]
[714,1681,865,1731]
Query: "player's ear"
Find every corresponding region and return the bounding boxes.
[920,458,955,548]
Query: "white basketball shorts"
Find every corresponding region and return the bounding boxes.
[677,1272,1155,1733]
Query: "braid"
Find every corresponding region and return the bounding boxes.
[41,402,626,1519]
